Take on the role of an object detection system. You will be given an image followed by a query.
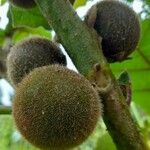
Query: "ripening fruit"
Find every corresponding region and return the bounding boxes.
[85,0,140,62]
[7,37,66,86]
[9,0,36,9]
[13,65,102,150]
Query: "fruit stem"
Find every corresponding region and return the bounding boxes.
[34,0,148,149]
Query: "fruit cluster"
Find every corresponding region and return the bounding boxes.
[7,0,140,149]
[7,37,101,149]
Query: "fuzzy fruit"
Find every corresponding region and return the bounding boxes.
[13,65,102,150]
[85,0,140,62]
[7,37,66,86]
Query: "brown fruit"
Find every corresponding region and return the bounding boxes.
[13,65,102,149]
[7,37,66,86]
[85,0,140,62]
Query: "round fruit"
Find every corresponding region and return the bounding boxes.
[13,65,102,150]
[85,0,140,62]
[9,0,36,9]
[7,37,66,86]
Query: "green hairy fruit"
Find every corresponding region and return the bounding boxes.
[7,37,66,86]
[13,65,102,150]
[85,0,140,62]
[9,0,36,9]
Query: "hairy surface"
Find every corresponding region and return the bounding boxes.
[7,37,66,86]
[85,0,140,62]
[13,65,102,149]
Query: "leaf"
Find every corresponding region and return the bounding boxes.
[111,19,150,115]
[12,27,52,43]
[95,133,116,150]
[145,0,150,5]
[0,115,13,150]
[0,29,5,45]
[126,0,134,3]
[10,5,50,29]
[0,0,6,5]
[74,0,87,9]
[0,115,38,149]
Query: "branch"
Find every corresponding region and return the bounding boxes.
[0,106,12,114]
[34,0,147,149]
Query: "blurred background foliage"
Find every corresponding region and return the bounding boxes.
[0,0,150,149]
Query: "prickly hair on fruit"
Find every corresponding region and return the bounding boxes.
[85,0,140,62]
[7,37,67,86]
[13,65,102,150]
[9,0,36,9]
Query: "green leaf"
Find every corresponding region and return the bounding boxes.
[126,0,134,3]
[145,0,150,5]
[0,115,38,149]
[0,115,13,150]
[74,0,87,9]
[0,0,6,5]
[10,5,50,29]
[0,29,5,45]
[12,27,52,43]
[95,133,116,150]
[117,71,131,85]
